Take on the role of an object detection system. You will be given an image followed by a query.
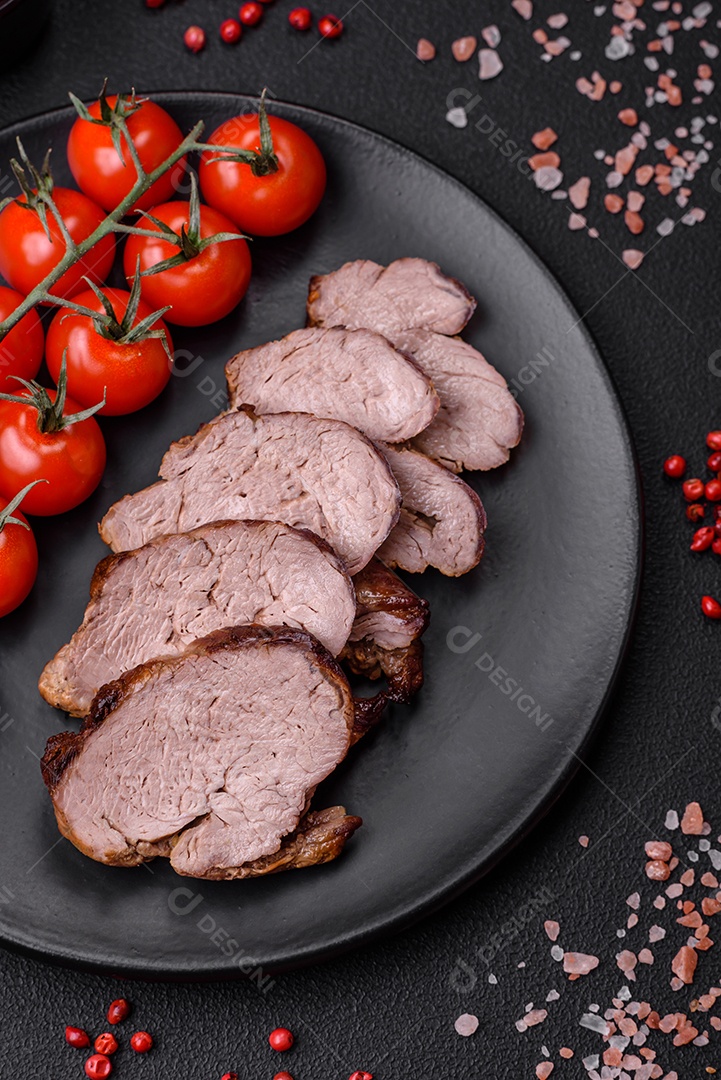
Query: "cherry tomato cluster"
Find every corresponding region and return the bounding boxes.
[0,85,327,617]
[663,430,721,619]
[63,999,152,1078]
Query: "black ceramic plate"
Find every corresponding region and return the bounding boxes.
[0,94,640,978]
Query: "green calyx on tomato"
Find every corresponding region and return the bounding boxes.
[130,172,248,275]
[46,263,173,360]
[0,139,56,238]
[199,87,279,178]
[0,480,46,535]
[68,80,146,168]
[0,352,105,435]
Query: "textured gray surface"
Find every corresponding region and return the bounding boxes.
[0,0,719,1076]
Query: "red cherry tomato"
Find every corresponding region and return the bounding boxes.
[122,201,251,326]
[0,286,44,389]
[0,388,106,516]
[46,288,173,416]
[0,188,115,300]
[199,113,326,236]
[67,96,186,214]
[0,488,39,618]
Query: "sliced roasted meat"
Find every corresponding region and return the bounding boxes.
[378,444,486,576]
[307,261,523,472]
[342,558,429,704]
[225,326,439,443]
[99,408,401,574]
[308,257,476,337]
[398,329,523,472]
[42,626,359,880]
[39,520,356,717]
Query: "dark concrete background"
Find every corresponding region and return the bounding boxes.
[1,1,719,1076]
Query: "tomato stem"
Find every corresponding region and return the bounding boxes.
[0,88,272,342]
[133,173,248,277]
[196,87,280,177]
[0,353,105,433]
[45,264,173,358]
[0,480,47,533]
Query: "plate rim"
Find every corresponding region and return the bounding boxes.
[0,91,644,979]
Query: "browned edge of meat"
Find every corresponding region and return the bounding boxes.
[41,624,351,797]
[341,559,430,710]
[201,807,363,880]
[345,639,425,705]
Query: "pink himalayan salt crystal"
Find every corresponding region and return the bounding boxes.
[627,892,640,910]
[578,834,590,847]
[671,945,698,984]
[666,882,683,898]
[638,948,655,964]
[680,868,695,887]
[617,950,637,973]
[701,872,719,887]
[563,952,599,975]
[627,913,639,929]
[547,12,568,28]
[534,166,563,191]
[649,925,666,942]
[645,840,672,860]
[544,920,560,942]
[681,802,704,835]
[512,0,533,19]
[479,48,504,80]
[524,1009,548,1027]
[417,38,436,61]
[452,36,477,62]
[569,176,591,209]
[627,191,645,213]
[482,24,501,48]
[568,213,586,230]
[646,860,670,881]
[622,249,644,269]
[536,1063,554,1080]
[454,1013,479,1036]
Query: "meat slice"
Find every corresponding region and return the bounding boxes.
[307,262,523,472]
[99,408,401,575]
[39,520,356,718]
[342,558,429,704]
[307,257,476,338]
[377,444,486,575]
[398,329,523,472]
[225,326,439,443]
[41,626,360,880]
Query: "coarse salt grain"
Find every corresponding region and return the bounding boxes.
[512,0,533,19]
[569,177,591,209]
[481,24,501,48]
[446,107,468,129]
[622,249,644,269]
[544,920,561,942]
[455,1013,479,1037]
[479,48,504,80]
[532,127,558,150]
[451,36,477,62]
[534,166,564,191]
[564,952,599,976]
[536,1063,554,1079]
[416,38,436,61]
